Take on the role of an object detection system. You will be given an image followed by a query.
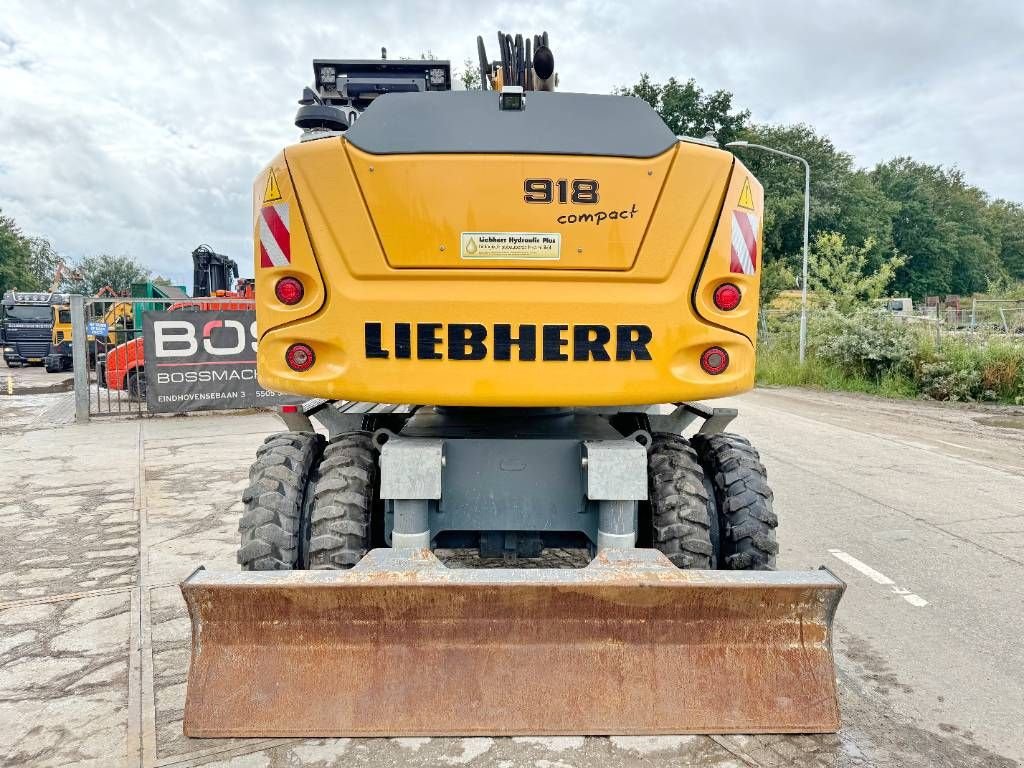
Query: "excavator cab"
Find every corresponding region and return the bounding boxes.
[181,32,844,738]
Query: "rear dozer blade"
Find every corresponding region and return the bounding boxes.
[181,548,844,737]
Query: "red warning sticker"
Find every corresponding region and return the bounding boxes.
[259,203,290,268]
[730,210,758,275]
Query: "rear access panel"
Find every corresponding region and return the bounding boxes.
[181,548,844,737]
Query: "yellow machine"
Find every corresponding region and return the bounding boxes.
[44,304,73,372]
[182,33,843,738]
[45,297,133,372]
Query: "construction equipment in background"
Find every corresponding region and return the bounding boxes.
[2,291,67,367]
[45,303,74,372]
[44,282,178,373]
[98,246,253,399]
[182,33,844,737]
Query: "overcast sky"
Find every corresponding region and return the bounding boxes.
[2,1,1022,288]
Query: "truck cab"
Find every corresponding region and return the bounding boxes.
[2,291,67,367]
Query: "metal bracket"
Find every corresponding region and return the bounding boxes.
[583,440,648,501]
[647,403,738,436]
[379,438,444,501]
[277,406,315,433]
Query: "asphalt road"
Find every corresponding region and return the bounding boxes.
[732,388,1023,767]
[0,385,1021,767]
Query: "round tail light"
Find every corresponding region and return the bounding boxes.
[713,283,742,311]
[275,277,304,305]
[285,343,315,372]
[700,346,729,375]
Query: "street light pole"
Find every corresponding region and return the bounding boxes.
[725,141,811,364]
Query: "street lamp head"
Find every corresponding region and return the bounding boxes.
[725,140,749,148]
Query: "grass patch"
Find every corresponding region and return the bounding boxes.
[757,308,1023,404]
[757,346,918,399]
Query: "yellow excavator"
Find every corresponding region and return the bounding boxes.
[181,32,844,737]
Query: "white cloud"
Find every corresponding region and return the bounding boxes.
[1,0,1022,288]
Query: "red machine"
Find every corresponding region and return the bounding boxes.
[100,246,254,398]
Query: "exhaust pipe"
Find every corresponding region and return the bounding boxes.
[533,44,556,91]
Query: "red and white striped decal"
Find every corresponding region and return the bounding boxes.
[730,210,758,275]
[259,203,290,268]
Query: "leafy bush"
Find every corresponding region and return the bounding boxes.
[915,361,983,402]
[809,309,914,380]
[758,309,1024,404]
[809,232,907,313]
[759,260,798,307]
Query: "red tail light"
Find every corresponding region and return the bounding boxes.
[713,283,742,311]
[700,346,729,375]
[285,343,315,372]
[275,277,304,305]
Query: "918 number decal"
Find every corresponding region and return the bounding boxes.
[524,178,600,204]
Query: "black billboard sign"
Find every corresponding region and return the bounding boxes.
[142,310,302,413]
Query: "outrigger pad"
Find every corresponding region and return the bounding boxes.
[180,549,844,737]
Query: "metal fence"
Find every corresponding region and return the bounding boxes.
[71,295,256,421]
[758,303,1024,356]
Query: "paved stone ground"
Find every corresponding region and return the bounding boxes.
[1,385,1022,767]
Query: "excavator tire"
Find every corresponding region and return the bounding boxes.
[305,431,376,569]
[237,431,323,570]
[647,433,714,569]
[692,433,778,570]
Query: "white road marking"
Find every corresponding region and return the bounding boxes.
[828,549,895,585]
[828,549,929,607]
[935,438,989,454]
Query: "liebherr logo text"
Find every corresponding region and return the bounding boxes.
[365,323,652,361]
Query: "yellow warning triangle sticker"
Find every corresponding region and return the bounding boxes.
[737,178,755,210]
[263,169,283,203]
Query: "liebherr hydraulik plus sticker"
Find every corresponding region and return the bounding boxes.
[461,232,561,260]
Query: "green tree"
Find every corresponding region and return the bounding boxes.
[987,200,1024,281]
[64,254,151,295]
[759,259,798,306]
[26,237,61,290]
[613,71,1023,300]
[458,58,482,90]
[737,124,896,277]
[0,211,40,295]
[871,159,1000,298]
[809,232,907,312]
[615,74,750,145]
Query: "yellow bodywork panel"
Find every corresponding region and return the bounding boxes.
[252,136,764,407]
[348,146,671,270]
